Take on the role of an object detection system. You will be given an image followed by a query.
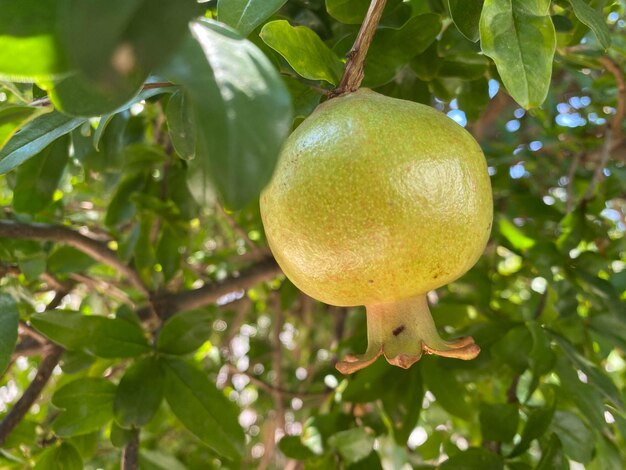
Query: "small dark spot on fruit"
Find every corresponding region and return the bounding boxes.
[433,273,439,279]
[392,325,405,336]
[368,279,374,284]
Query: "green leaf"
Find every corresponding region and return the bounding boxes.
[162,20,293,209]
[536,434,568,470]
[0,0,68,80]
[447,0,484,42]
[509,403,555,457]
[440,447,504,469]
[0,105,49,149]
[105,173,147,227]
[34,442,83,470]
[326,0,371,24]
[13,136,69,214]
[491,325,532,373]
[362,14,442,87]
[42,72,144,118]
[139,449,188,470]
[260,20,344,85]
[279,435,317,460]
[110,422,135,448]
[166,90,196,160]
[549,411,594,463]
[218,0,287,37]
[0,111,85,174]
[0,294,18,375]
[31,311,150,358]
[52,378,116,437]
[114,357,164,428]
[567,0,611,49]
[422,360,472,420]
[479,403,519,442]
[47,247,96,275]
[156,225,183,283]
[480,0,556,108]
[328,428,374,465]
[157,308,215,355]
[162,358,245,460]
[499,218,536,251]
[60,0,199,88]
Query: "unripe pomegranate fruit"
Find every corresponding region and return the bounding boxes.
[260,89,493,374]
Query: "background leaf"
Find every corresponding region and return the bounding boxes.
[0,294,18,375]
[260,20,344,85]
[162,358,245,460]
[218,0,287,37]
[480,0,556,108]
[114,357,164,428]
[162,19,293,209]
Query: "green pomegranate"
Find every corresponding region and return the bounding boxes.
[260,89,493,374]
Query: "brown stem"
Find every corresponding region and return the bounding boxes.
[597,56,625,146]
[121,429,140,470]
[331,0,388,96]
[144,256,280,320]
[0,220,149,297]
[0,345,64,446]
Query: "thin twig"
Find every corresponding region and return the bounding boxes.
[331,0,388,96]
[565,153,582,213]
[0,345,64,446]
[121,429,140,470]
[598,56,625,146]
[226,365,326,400]
[0,220,149,297]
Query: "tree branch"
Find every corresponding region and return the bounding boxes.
[145,256,281,321]
[0,345,64,446]
[331,0,388,96]
[0,220,148,297]
[121,429,140,470]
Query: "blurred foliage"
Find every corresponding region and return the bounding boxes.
[0,0,625,469]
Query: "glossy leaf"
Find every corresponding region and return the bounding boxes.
[535,434,568,470]
[162,358,245,460]
[114,357,164,428]
[157,308,215,355]
[218,0,287,37]
[31,311,150,358]
[0,0,68,80]
[447,0,484,42]
[43,72,143,117]
[0,105,49,149]
[52,378,116,436]
[260,20,344,85]
[567,0,610,49]
[422,360,472,420]
[479,403,519,442]
[325,0,371,24]
[440,447,504,469]
[34,442,83,470]
[0,294,18,375]
[0,111,85,174]
[60,0,199,87]
[510,403,555,457]
[162,19,292,209]
[166,89,196,160]
[480,0,556,108]
[328,428,374,464]
[549,411,594,463]
[13,136,69,214]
